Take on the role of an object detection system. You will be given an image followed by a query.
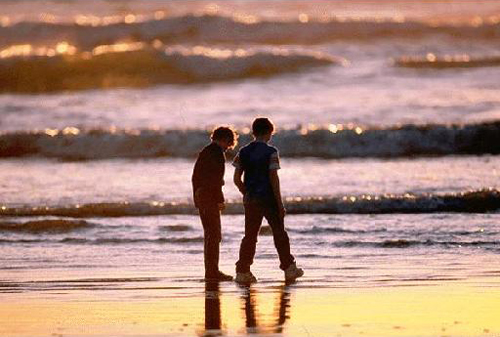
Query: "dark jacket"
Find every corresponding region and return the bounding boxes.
[192,142,225,208]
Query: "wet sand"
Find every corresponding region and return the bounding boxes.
[1,280,499,336]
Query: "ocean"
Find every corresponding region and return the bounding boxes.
[1,1,500,335]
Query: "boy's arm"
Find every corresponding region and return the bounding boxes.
[269,169,286,219]
[232,152,245,195]
[233,168,245,195]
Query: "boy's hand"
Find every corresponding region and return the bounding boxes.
[218,203,225,211]
[278,204,286,219]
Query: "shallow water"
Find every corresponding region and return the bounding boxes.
[1,213,500,295]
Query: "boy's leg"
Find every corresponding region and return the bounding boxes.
[235,202,264,273]
[263,204,295,271]
[199,206,221,277]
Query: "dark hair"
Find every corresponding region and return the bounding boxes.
[252,118,274,136]
[211,126,238,148]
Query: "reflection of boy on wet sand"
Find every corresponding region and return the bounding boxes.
[203,281,221,333]
[241,284,292,335]
[202,282,292,336]
[192,126,238,281]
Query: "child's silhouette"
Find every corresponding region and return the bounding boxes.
[192,126,238,281]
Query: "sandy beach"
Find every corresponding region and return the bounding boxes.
[2,280,499,336]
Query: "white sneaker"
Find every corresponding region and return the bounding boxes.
[284,263,304,282]
[235,272,257,284]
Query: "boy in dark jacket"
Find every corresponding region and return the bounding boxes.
[192,126,238,281]
[233,118,303,284]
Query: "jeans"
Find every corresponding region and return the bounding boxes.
[236,198,295,272]
[199,206,221,277]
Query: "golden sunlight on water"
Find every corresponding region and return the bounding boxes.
[1,0,500,28]
[171,45,248,59]
[92,42,146,56]
[0,16,10,27]
[232,13,259,25]
[0,42,77,59]
[1,41,325,63]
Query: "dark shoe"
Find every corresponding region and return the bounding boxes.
[284,263,304,282]
[235,271,257,284]
[205,271,234,282]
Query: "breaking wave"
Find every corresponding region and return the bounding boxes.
[0,237,205,245]
[395,54,500,69]
[1,121,499,160]
[158,224,194,232]
[1,14,499,49]
[290,226,388,235]
[0,46,337,92]
[0,219,93,233]
[333,239,500,249]
[1,189,498,217]
[293,227,496,237]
